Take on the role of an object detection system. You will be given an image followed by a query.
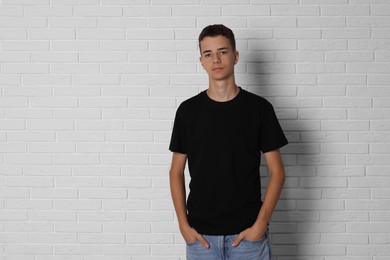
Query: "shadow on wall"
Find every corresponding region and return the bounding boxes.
[242,47,319,259]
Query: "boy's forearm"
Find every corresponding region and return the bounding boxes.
[254,150,286,228]
[253,168,285,228]
[169,169,190,228]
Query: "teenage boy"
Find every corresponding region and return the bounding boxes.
[169,24,288,260]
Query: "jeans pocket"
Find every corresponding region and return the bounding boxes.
[242,232,267,243]
[185,240,199,246]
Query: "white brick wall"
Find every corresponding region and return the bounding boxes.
[0,1,389,259]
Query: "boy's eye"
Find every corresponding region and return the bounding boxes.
[219,51,227,54]
[204,54,211,57]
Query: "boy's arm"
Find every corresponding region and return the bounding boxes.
[169,152,209,248]
[232,149,285,246]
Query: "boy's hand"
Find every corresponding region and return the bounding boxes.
[180,224,210,248]
[231,223,267,247]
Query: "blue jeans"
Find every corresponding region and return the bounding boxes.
[186,232,272,260]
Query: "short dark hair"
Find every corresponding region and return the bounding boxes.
[198,24,236,52]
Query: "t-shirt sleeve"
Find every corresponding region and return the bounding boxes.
[260,100,288,153]
[169,105,187,154]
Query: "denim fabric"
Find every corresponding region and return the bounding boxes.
[186,232,272,260]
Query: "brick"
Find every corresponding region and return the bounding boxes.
[370,212,390,222]
[0,211,27,221]
[6,221,53,232]
[297,199,344,210]
[321,143,369,154]
[371,143,390,153]
[101,63,148,74]
[299,40,347,51]
[347,155,390,165]
[348,86,390,97]
[29,211,76,221]
[54,109,101,119]
[2,64,49,74]
[249,17,297,28]
[325,52,373,62]
[77,211,126,221]
[348,62,390,74]
[271,5,320,16]
[317,166,365,176]
[25,6,73,17]
[275,29,321,39]
[297,62,345,73]
[223,5,269,16]
[102,245,150,255]
[300,177,347,188]
[0,52,29,62]
[323,29,370,39]
[79,233,125,244]
[24,165,71,176]
[297,222,346,233]
[348,109,390,119]
[321,211,369,222]
[321,120,369,131]
[75,7,122,17]
[372,189,390,199]
[5,154,52,165]
[149,63,196,74]
[348,177,390,188]
[127,211,173,222]
[322,188,370,199]
[298,17,345,27]
[6,244,53,255]
[322,234,368,244]
[173,5,221,16]
[31,188,77,199]
[347,222,390,233]
[149,18,195,28]
[79,188,127,199]
[0,233,28,243]
[273,234,320,244]
[371,120,390,130]
[51,0,99,4]
[347,245,390,256]
[347,17,390,27]
[54,245,102,255]
[103,222,150,233]
[0,17,46,28]
[75,120,123,131]
[103,177,151,188]
[57,132,105,142]
[350,132,390,142]
[373,29,390,39]
[54,200,101,210]
[275,51,323,62]
[299,109,346,119]
[6,199,53,210]
[72,166,120,176]
[103,199,150,210]
[349,40,390,51]
[55,177,102,188]
[49,18,97,28]
[29,233,77,244]
[249,40,297,51]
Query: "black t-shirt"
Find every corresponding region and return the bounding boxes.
[169,87,288,235]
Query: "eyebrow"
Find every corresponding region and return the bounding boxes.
[202,47,228,54]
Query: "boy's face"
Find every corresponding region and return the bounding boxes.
[199,35,239,81]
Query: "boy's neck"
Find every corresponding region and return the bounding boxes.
[206,80,239,102]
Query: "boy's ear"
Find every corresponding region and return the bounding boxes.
[234,51,239,64]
